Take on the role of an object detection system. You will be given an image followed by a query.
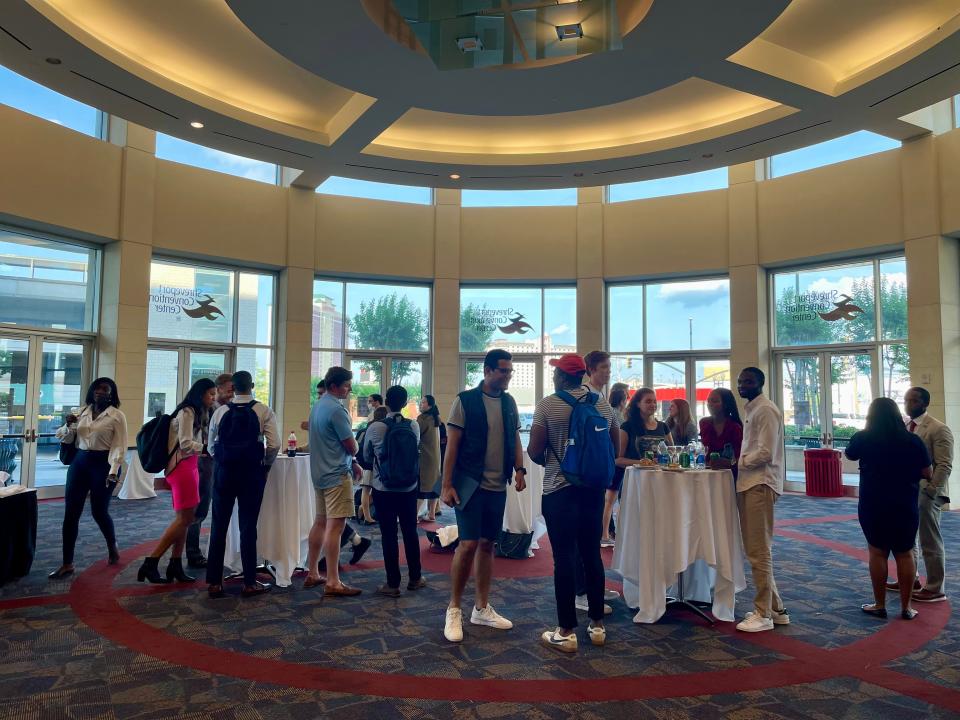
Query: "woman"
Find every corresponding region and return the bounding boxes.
[699,388,743,476]
[357,406,387,524]
[600,386,630,547]
[49,378,128,579]
[666,399,698,446]
[416,395,443,522]
[845,397,931,621]
[616,388,673,468]
[137,378,216,584]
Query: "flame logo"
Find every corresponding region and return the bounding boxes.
[817,294,864,322]
[498,313,534,335]
[182,294,225,321]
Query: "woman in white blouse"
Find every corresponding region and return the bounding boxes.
[49,378,128,580]
[137,378,217,584]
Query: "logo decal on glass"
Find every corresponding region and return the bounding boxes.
[498,313,534,335]
[817,294,864,322]
[182,294,225,321]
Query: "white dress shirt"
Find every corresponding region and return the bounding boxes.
[208,394,280,465]
[166,406,205,475]
[737,394,784,495]
[56,404,129,476]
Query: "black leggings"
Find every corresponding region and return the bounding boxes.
[62,450,116,565]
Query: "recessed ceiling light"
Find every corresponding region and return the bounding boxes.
[449,173,461,180]
[45,57,62,65]
[702,152,714,158]
[555,23,583,41]
[456,36,483,52]
[573,172,584,177]
[190,121,204,129]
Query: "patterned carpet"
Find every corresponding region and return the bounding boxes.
[1,491,958,719]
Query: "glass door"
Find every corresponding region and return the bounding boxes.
[35,341,85,490]
[779,355,823,449]
[144,346,230,425]
[347,356,384,427]
[0,337,29,488]
[828,351,874,448]
[347,354,430,426]
[461,356,538,438]
[645,355,730,422]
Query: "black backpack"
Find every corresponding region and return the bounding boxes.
[215,401,264,466]
[355,425,373,471]
[375,414,419,489]
[137,412,176,473]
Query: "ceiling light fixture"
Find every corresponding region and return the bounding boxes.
[44,57,62,65]
[190,121,204,129]
[555,23,583,41]
[449,174,461,180]
[456,36,483,52]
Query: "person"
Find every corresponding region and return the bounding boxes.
[136,378,216,584]
[608,386,628,421]
[617,387,673,466]
[845,398,931,620]
[584,351,621,549]
[363,385,424,596]
[735,367,789,632]
[206,371,280,599]
[896,387,954,604]
[416,394,443,522]
[186,372,234,569]
[527,354,619,653]
[441,349,526,643]
[699,388,743,478]
[365,394,383,422]
[601,385,629,547]
[303,366,364,597]
[49,378,128,579]
[666,398,698,446]
[357,406,387,524]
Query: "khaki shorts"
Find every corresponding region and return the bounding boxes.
[315,474,355,519]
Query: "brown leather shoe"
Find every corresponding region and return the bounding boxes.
[303,576,326,589]
[241,581,272,598]
[323,583,362,597]
[207,584,226,599]
[912,589,947,603]
[407,577,427,591]
[886,578,922,591]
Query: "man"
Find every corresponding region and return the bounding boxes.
[527,354,619,653]
[206,371,279,598]
[304,366,364,597]
[186,373,233,569]
[363,385,424,596]
[735,367,790,632]
[366,394,383,422]
[441,349,526,643]
[895,387,954,603]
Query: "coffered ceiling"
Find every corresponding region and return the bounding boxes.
[1,0,959,190]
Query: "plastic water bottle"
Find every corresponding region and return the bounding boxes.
[695,441,706,469]
[287,431,297,457]
[657,440,669,465]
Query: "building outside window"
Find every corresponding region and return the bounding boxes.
[770,256,909,481]
[312,279,431,426]
[0,227,100,494]
[607,278,731,420]
[459,285,577,433]
[145,258,276,424]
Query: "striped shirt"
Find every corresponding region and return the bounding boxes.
[532,387,619,495]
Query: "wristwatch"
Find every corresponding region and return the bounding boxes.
[514,466,527,475]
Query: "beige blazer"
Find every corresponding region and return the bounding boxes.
[913,413,954,501]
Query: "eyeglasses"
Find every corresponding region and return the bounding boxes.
[492,367,514,375]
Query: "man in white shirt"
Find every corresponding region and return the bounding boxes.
[735,367,789,632]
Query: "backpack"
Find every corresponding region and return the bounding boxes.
[355,425,373,470]
[137,412,176,473]
[547,389,616,490]
[214,401,264,467]
[374,414,420,489]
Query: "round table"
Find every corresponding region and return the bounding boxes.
[501,452,546,556]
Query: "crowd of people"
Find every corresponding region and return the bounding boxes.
[48,347,953,653]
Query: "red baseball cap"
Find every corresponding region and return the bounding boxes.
[549,354,587,375]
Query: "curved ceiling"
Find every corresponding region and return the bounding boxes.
[1,0,960,190]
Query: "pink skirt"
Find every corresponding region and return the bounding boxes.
[167,454,200,511]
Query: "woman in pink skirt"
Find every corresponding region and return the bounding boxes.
[137,378,217,583]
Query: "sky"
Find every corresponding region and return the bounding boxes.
[0,65,98,136]
[770,131,900,178]
[608,167,728,203]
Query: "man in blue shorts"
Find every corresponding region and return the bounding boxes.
[441,349,526,643]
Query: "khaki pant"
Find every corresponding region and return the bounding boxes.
[914,490,947,594]
[737,484,784,618]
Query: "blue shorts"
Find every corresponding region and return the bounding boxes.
[455,488,507,542]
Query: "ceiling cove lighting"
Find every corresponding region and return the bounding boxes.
[189,121,204,129]
[555,23,583,41]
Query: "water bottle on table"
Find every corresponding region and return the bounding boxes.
[287,431,297,457]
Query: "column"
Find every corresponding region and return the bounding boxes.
[576,186,604,354]
[433,188,461,416]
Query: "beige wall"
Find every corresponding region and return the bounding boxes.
[2,106,960,496]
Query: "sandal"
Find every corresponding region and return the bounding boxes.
[901,608,918,620]
[861,603,887,618]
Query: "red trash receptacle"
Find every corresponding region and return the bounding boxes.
[803,448,843,497]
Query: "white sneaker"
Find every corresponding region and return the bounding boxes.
[604,588,621,601]
[575,594,613,615]
[541,629,578,653]
[587,623,606,646]
[772,608,790,626]
[470,604,513,630]
[736,612,774,633]
[444,607,464,642]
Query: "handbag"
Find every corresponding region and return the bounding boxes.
[495,529,533,559]
[59,439,78,466]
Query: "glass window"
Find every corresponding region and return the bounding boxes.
[459,287,543,353]
[881,344,910,405]
[317,177,432,205]
[769,131,900,178]
[879,258,907,340]
[607,285,643,353]
[0,65,99,136]
[148,260,235,343]
[235,346,272,405]
[312,280,345,350]
[461,189,577,207]
[954,95,960,128]
[0,228,98,331]
[346,282,431,352]
[772,261,876,347]
[607,167,728,203]
[610,354,644,390]
[156,133,277,184]
[311,350,342,404]
[543,287,577,355]
[645,279,731,351]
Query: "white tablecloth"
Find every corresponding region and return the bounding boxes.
[213,454,315,587]
[118,451,156,500]
[501,452,547,555]
[612,467,746,623]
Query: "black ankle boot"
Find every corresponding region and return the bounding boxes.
[137,556,172,584]
[107,543,120,566]
[165,557,196,583]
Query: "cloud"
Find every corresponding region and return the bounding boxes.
[653,279,729,309]
[549,323,569,336]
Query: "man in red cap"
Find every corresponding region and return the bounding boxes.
[527,353,619,653]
